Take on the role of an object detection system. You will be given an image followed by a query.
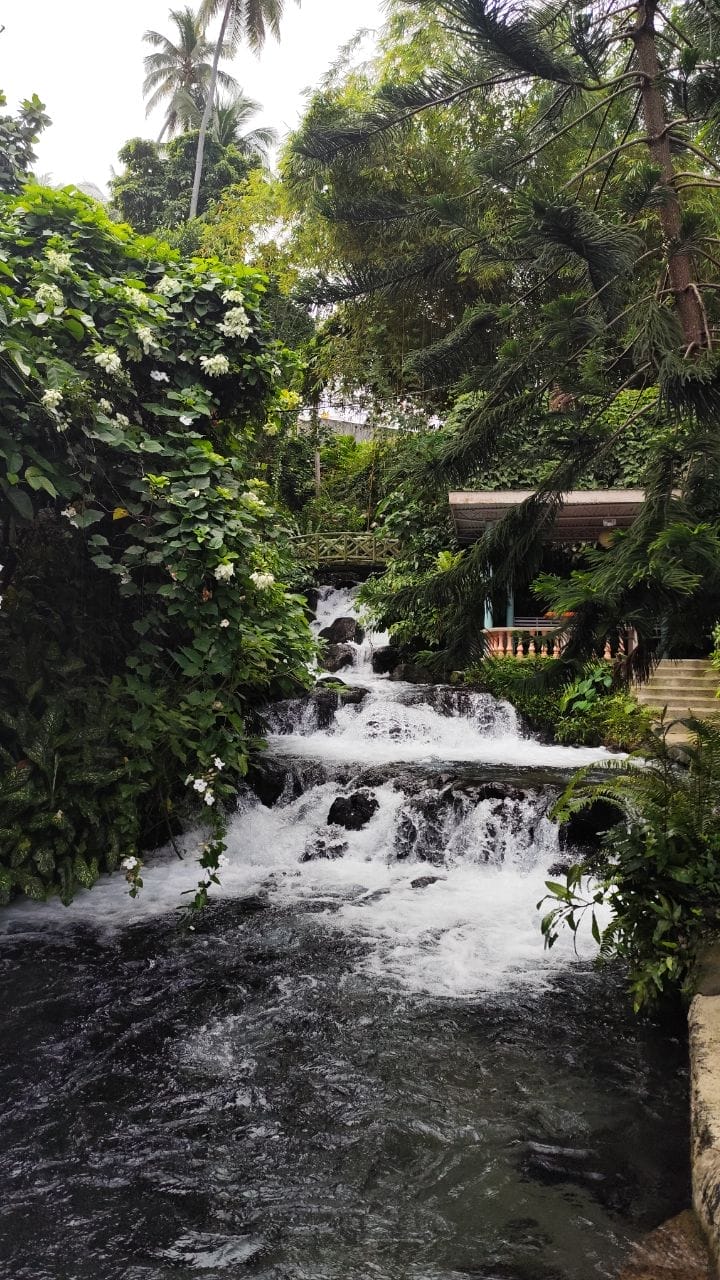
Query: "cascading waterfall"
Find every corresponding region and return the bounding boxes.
[0,583,690,1280]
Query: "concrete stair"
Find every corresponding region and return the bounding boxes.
[635,659,720,728]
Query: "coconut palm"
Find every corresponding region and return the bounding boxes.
[189,0,300,217]
[184,88,277,160]
[143,6,238,142]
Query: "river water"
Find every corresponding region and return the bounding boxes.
[0,586,688,1279]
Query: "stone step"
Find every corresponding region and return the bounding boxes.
[639,677,720,689]
[638,684,720,698]
[650,665,712,675]
[632,696,717,716]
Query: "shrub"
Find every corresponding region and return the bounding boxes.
[542,719,720,1009]
[0,184,315,905]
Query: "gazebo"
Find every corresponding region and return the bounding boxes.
[448,489,647,654]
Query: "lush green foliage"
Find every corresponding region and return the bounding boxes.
[467,658,654,749]
[0,182,314,904]
[0,92,50,195]
[110,134,254,234]
[543,719,720,1009]
[289,0,720,674]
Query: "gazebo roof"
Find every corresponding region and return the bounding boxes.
[449,489,648,545]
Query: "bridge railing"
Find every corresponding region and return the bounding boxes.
[295,532,400,566]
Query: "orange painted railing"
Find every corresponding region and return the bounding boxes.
[485,626,637,659]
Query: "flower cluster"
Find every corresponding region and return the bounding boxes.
[45,247,72,273]
[199,353,230,377]
[155,274,183,297]
[41,388,63,410]
[240,491,266,511]
[218,306,252,340]
[135,324,159,354]
[190,776,216,806]
[35,282,64,313]
[250,571,275,590]
[213,561,235,582]
[124,286,149,310]
[221,288,245,304]
[94,347,123,376]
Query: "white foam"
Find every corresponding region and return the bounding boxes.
[1,584,611,997]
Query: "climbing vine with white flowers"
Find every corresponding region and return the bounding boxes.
[0,183,315,907]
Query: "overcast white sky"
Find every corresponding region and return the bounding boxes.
[0,0,384,190]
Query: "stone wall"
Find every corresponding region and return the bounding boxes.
[690,947,720,1275]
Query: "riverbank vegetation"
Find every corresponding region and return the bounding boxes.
[4,0,720,1011]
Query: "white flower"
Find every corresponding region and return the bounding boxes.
[204,790,215,807]
[150,369,169,382]
[200,354,230,377]
[191,489,200,498]
[135,324,159,353]
[115,413,130,428]
[61,505,77,520]
[98,398,112,414]
[217,852,229,869]
[124,286,149,309]
[219,619,230,628]
[217,306,251,339]
[119,568,131,585]
[121,856,139,871]
[213,757,225,770]
[35,282,64,312]
[45,248,72,273]
[222,288,246,304]
[214,562,235,582]
[180,414,195,426]
[240,491,266,509]
[185,774,194,785]
[41,388,63,410]
[192,778,208,794]
[155,274,182,297]
[94,348,123,376]
[250,571,275,590]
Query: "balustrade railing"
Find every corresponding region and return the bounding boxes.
[295,532,400,566]
[485,626,637,659]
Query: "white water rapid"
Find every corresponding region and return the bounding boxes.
[2,584,615,998]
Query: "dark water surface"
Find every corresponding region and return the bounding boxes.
[0,897,688,1280]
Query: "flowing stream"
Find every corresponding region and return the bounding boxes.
[0,585,688,1279]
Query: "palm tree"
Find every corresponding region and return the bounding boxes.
[189,0,300,218]
[143,6,238,142]
[185,88,277,160]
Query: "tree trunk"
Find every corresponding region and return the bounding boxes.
[634,0,709,350]
[189,1,231,220]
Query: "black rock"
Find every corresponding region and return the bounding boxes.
[301,837,348,863]
[390,662,435,684]
[319,616,364,644]
[559,799,623,851]
[371,646,399,675]
[247,763,303,808]
[327,789,379,830]
[547,860,572,877]
[323,643,355,673]
[411,875,443,890]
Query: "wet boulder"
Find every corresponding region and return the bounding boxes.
[390,662,435,684]
[411,875,443,890]
[323,643,355,673]
[327,790,379,830]
[315,677,368,707]
[301,836,348,863]
[559,799,623,852]
[247,762,303,809]
[371,646,399,675]
[319,616,364,645]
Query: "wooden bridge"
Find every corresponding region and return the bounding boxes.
[295,531,399,567]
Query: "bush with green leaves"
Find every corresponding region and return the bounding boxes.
[542,719,720,1010]
[0,183,315,905]
[467,657,653,749]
